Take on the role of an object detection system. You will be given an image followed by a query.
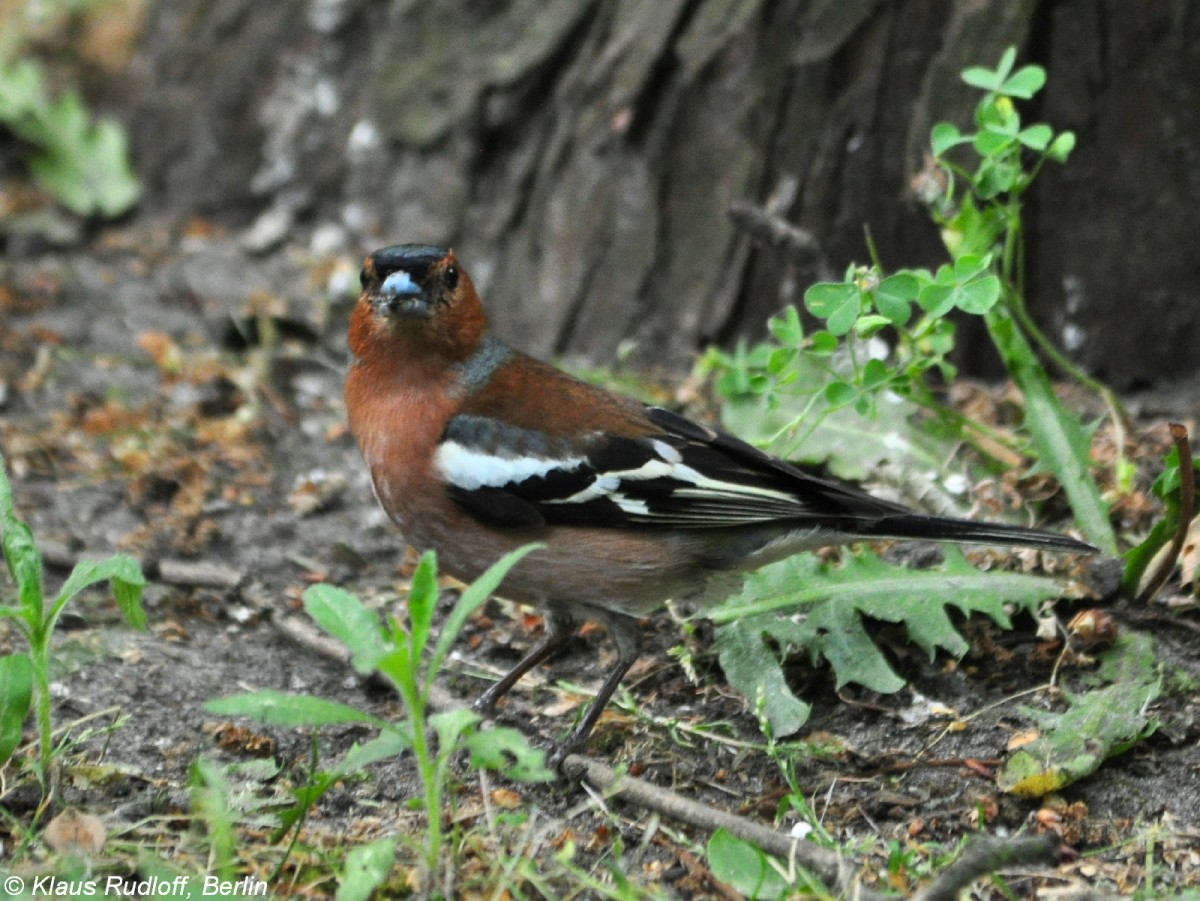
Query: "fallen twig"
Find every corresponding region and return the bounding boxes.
[420,680,883,895]
[274,612,352,666]
[557,752,886,901]
[911,834,1061,901]
[158,558,246,591]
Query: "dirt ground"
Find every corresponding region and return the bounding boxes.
[1,220,1199,897]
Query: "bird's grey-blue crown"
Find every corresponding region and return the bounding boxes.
[370,244,448,282]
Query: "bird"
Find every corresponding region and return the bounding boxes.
[344,243,1097,763]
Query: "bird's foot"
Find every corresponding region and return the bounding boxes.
[545,734,588,774]
[545,742,572,774]
[470,694,497,717]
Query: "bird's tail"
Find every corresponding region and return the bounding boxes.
[860,513,1097,554]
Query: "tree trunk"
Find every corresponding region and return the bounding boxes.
[117,0,1200,387]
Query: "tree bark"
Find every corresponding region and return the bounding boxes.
[116,0,1200,386]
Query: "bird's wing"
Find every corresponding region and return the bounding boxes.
[433,404,909,530]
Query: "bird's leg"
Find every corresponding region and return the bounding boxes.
[549,608,642,769]
[473,607,576,714]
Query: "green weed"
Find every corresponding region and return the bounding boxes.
[0,451,146,808]
[207,546,555,897]
[0,1,139,217]
[703,46,1118,554]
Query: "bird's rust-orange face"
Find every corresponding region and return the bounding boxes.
[349,245,487,363]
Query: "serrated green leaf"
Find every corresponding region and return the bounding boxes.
[716,613,812,738]
[711,549,1066,736]
[998,635,1160,797]
[801,600,907,693]
[303,584,389,675]
[1095,631,1158,685]
[0,653,33,765]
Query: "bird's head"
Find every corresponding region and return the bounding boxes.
[349,244,488,362]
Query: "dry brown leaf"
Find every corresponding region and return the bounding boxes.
[137,331,183,375]
[43,811,107,856]
[489,789,521,810]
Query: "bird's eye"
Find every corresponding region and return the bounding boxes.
[445,264,459,288]
[360,268,370,289]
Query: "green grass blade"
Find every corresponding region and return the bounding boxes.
[986,306,1117,554]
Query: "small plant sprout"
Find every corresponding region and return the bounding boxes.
[207,544,553,894]
[0,451,147,803]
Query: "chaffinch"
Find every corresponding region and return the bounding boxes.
[345,244,1095,760]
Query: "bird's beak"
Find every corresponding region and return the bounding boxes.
[376,270,429,318]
